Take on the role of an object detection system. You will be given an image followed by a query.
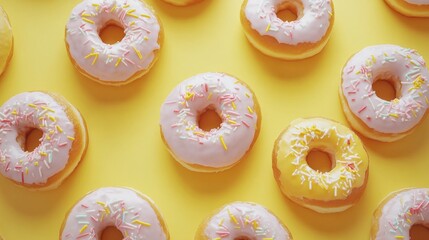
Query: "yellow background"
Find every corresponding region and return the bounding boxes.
[0,0,429,239]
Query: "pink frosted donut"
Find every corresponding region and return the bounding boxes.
[160,73,261,172]
[0,92,87,190]
[65,0,163,85]
[195,202,293,240]
[60,187,169,240]
[340,45,429,142]
[371,188,429,240]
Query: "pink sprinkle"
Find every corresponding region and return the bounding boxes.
[347,65,355,74]
[358,106,367,113]
[91,216,98,222]
[352,98,356,102]
[245,113,253,119]
[348,91,357,94]
[366,116,371,121]
[226,111,240,116]
[21,172,24,184]
[77,233,90,239]
[173,109,179,113]
[5,161,10,172]
[242,121,250,128]
[204,83,208,92]
[81,204,88,208]
[216,231,230,237]
[58,142,68,147]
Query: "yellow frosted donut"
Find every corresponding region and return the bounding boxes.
[272,117,369,213]
[0,5,13,76]
[385,0,429,17]
[160,0,204,6]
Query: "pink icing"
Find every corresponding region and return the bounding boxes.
[160,73,259,169]
[374,188,429,240]
[244,0,333,45]
[0,92,76,185]
[202,202,292,240]
[342,45,429,134]
[61,187,168,240]
[65,0,161,82]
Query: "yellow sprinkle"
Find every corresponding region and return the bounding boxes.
[212,238,221,240]
[228,120,237,125]
[126,9,139,18]
[184,92,194,101]
[67,136,75,141]
[96,201,106,206]
[129,21,136,26]
[412,109,417,118]
[133,220,151,226]
[231,102,236,110]
[265,22,271,32]
[207,92,213,100]
[110,4,117,12]
[218,218,224,226]
[12,110,17,115]
[395,236,404,239]
[34,162,39,166]
[123,4,130,8]
[252,220,259,230]
[194,131,205,136]
[262,238,274,240]
[39,151,47,156]
[80,224,88,233]
[389,113,399,118]
[49,115,56,122]
[25,167,29,175]
[133,46,143,59]
[115,57,122,67]
[81,12,92,17]
[82,17,94,24]
[227,209,237,224]
[56,125,63,133]
[371,55,376,63]
[92,54,98,65]
[41,106,55,112]
[245,93,250,98]
[28,103,37,108]
[392,98,400,104]
[141,13,151,18]
[247,106,254,114]
[219,136,227,151]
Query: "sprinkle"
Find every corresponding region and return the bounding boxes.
[133,220,151,226]
[115,57,122,67]
[265,22,271,32]
[242,120,250,128]
[110,4,117,12]
[141,13,151,18]
[395,236,404,239]
[231,102,237,110]
[207,93,213,100]
[389,113,399,118]
[81,12,92,17]
[79,225,88,233]
[56,125,63,133]
[39,151,47,156]
[358,106,367,113]
[132,46,143,59]
[219,136,227,151]
[247,106,254,114]
[227,209,238,224]
[82,17,94,24]
[126,9,139,18]
[28,103,37,108]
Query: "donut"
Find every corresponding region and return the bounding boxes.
[340,45,429,142]
[272,118,369,213]
[0,5,13,76]
[384,0,429,17]
[161,0,204,7]
[240,0,334,60]
[371,188,429,240]
[65,0,163,86]
[195,202,293,240]
[0,92,87,190]
[60,187,169,240]
[160,72,261,172]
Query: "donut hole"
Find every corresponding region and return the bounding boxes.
[99,23,125,45]
[306,149,335,173]
[198,107,222,132]
[276,1,303,22]
[410,224,429,240]
[234,236,255,240]
[372,74,401,101]
[16,128,44,152]
[100,226,123,240]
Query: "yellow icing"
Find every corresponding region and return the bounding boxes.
[0,6,13,75]
[275,118,368,201]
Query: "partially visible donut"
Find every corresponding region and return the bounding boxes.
[384,0,429,17]
[371,188,429,240]
[0,92,87,190]
[195,202,293,240]
[161,0,204,7]
[0,5,13,76]
[60,187,169,240]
